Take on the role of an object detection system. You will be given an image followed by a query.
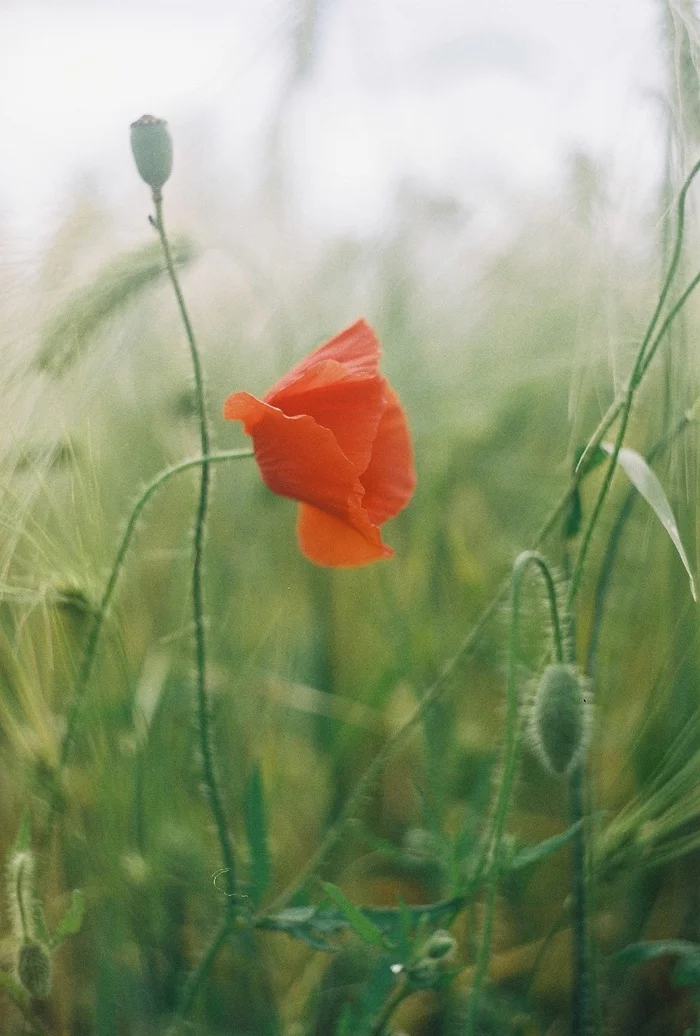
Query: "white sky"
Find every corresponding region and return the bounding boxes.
[0,0,667,245]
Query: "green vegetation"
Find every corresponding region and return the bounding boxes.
[2,37,700,1033]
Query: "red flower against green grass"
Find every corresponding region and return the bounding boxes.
[224,320,416,567]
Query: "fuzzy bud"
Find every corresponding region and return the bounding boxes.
[130,115,173,191]
[17,940,52,999]
[528,664,590,777]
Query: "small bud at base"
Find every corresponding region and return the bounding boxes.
[130,115,173,191]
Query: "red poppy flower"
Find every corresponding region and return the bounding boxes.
[223,319,416,567]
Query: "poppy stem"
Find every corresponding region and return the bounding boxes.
[465,551,564,1036]
[151,194,241,992]
[47,450,252,839]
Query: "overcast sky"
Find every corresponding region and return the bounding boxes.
[0,0,668,246]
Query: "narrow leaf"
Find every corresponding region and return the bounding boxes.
[320,883,386,948]
[10,811,31,856]
[508,820,584,872]
[50,889,85,948]
[602,443,697,601]
[0,968,29,1010]
[243,764,271,907]
[610,939,700,967]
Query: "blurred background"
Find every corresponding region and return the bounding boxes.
[2,1,700,1034]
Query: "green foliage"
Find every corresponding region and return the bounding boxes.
[37,237,195,375]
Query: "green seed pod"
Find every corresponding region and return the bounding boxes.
[528,664,590,777]
[17,940,52,999]
[130,115,173,191]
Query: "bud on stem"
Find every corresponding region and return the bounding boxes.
[130,115,173,194]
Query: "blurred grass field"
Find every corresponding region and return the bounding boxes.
[2,15,700,1031]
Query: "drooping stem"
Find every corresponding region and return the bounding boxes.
[465,551,564,1035]
[49,449,252,834]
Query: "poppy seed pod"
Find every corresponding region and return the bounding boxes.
[17,940,52,999]
[528,664,590,777]
[130,115,173,191]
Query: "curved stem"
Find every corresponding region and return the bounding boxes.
[568,158,700,606]
[153,195,237,909]
[49,450,252,831]
[465,551,564,1035]
[260,495,576,918]
[575,157,700,480]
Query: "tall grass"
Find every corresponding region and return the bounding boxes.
[1,14,700,1034]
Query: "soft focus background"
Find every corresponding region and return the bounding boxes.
[1,1,700,1034]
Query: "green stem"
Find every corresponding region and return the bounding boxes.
[368,975,409,1036]
[568,159,700,605]
[465,551,564,1035]
[570,764,589,1036]
[575,156,700,481]
[153,195,237,910]
[49,450,252,830]
[260,497,576,918]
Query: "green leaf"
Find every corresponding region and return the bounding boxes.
[674,954,700,988]
[602,443,697,601]
[320,883,386,948]
[10,810,31,856]
[508,820,584,872]
[50,889,85,948]
[243,764,271,907]
[0,967,29,1011]
[610,939,700,967]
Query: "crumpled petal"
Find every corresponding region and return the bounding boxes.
[224,319,415,568]
[224,391,384,556]
[360,386,417,525]
[297,503,391,566]
[264,319,380,400]
[268,362,384,475]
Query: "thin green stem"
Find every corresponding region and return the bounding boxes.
[368,975,409,1036]
[568,158,700,605]
[465,551,564,1035]
[49,450,252,832]
[575,157,700,480]
[570,764,589,1036]
[172,913,235,1027]
[261,497,575,918]
[153,195,237,910]
[586,407,696,678]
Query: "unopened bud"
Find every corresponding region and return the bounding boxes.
[17,940,52,999]
[422,929,457,960]
[528,664,590,777]
[130,115,173,191]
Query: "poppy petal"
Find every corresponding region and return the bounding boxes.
[360,386,416,525]
[264,319,380,400]
[297,503,392,567]
[268,363,385,474]
[224,392,365,518]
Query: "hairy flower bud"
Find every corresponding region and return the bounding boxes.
[130,115,173,191]
[528,664,590,777]
[17,940,52,999]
